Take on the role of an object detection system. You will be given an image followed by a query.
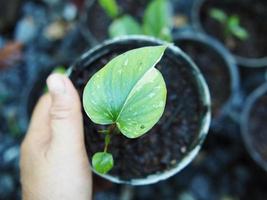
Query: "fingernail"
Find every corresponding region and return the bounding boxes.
[47,74,66,94]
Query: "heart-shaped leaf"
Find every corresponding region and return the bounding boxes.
[98,0,119,19]
[92,152,114,174]
[83,46,167,138]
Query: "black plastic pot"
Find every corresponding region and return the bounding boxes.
[173,31,240,128]
[191,0,267,67]
[241,82,267,171]
[69,35,211,185]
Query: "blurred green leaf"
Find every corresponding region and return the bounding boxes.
[209,8,227,23]
[231,26,249,40]
[109,15,142,38]
[143,0,172,41]
[228,15,249,40]
[98,0,119,19]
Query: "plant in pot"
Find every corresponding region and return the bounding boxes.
[241,82,267,171]
[79,0,173,44]
[83,45,168,174]
[69,36,211,184]
[174,31,239,127]
[191,0,267,67]
[23,36,210,185]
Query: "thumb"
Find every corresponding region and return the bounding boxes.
[47,74,84,148]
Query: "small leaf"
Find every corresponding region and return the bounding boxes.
[228,15,249,40]
[98,0,119,19]
[231,26,249,40]
[92,152,114,174]
[143,0,172,41]
[83,46,167,138]
[109,15,142,38]
[209,8,227,23]
[228,15,239,28]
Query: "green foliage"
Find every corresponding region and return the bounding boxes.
[92,152,114,174]
[83,46,167,173]
[227,15,249,40]
[99,0,172,41]
[209,8,249,41]
[109,15,142,38]
[143,0,172,41]
[209,8,227,23]
[98,0,119,19]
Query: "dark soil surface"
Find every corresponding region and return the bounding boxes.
[248,92,267,161]
[199,0,267,59]
[175,39,231,118]
[70,46,205,180]
[86,0,149,42]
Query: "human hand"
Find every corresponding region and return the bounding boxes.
[20,74,92,200]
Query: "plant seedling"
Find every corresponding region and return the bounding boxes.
[83,46,167,174]
[209,8,249,41]
[98,0,172,41]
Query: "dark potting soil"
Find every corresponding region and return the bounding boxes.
[86,0,149,42]
[175,39,231,118]
[199,0,267,59]
[248,92,267,161]
[70,48,205,180]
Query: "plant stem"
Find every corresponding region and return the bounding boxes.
[104,133,111,152]
[102,124,117,153]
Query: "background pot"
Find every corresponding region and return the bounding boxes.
[191,0,267,68]
[79,0,173,45]
[69,35,211,185]
[173,30,240,128]
[241,82,267,171]
[79,0,149,45]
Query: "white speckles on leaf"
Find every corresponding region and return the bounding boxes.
[153,101,165,108]
[124,58,129,66]
[148,93,155,98]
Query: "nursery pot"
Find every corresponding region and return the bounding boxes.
[191,0,267,67]
[79,0,172,45]
[173,31,240,127]
[69,35,211,185]
[241,82,267,171]
[80,0,149,45]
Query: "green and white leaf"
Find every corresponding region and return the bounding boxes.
[98,0,119,19]
[109,15,142,38]
[143,0,172,41]
[83,46,167,138]
[92,152,114,174]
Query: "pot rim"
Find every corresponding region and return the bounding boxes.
[241,82,267,172]
[191,0,267,68]
[69,35,211,185]
[173,30,240,123]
